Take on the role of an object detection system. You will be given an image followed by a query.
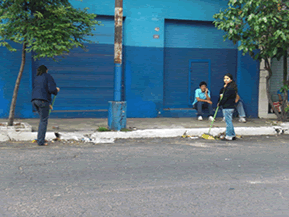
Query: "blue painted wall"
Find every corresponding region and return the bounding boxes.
[165,20,237,49]
[0,43,35,118]
[164,20,237,111]
[124,46,164,117]
[237,51,260,118]
[0,0,260,118]
[71,0,229,21]
[164,48,238,108]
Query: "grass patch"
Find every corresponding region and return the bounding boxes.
[97,127,111,132]
[120,128,132,132]
[97,127,132,132]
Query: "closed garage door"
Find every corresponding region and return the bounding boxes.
[33,16,115,115]
[164,19,237,109]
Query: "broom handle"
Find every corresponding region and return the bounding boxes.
[49,95,56,115]
[208,106,219,134]
[208,89,225,134]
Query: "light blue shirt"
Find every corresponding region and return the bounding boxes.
[193,88,211,105]
[277,89,289,101]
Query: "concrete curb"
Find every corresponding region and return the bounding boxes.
[0,126,287,143]
[0,122,32,133]
[0,134,10,142]
[89,127,281,140]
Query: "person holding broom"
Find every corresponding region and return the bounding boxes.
[31,65,60,146]
[220,89,247,123]
[218,73,237,141]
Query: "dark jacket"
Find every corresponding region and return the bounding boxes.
[218,83,237,109]
[31,73,58,103]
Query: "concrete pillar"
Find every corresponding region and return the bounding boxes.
[258,59,276,119]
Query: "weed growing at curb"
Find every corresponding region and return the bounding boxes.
[97,127,133,132]
[97,127,111,132]
[120,128,133,132]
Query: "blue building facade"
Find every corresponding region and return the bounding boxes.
[0,0,260,119]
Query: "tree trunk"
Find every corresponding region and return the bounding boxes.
[281,96,286,121]
[283,52,287,84]
[266,77,282,120]
[7,43,27,126]
[265,58,282,120]
[281,53,288,122]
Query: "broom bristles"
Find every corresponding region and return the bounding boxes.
[201,133,215,140]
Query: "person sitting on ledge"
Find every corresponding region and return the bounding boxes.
[192,81,214,121]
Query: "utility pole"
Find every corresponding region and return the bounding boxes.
[108,0,127,131]
[114,0,123,101]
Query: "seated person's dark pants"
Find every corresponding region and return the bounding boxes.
[194,101,213,117]
[32,99,50,146]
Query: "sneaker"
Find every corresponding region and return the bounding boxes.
[222,117,226,122]
[239,117,246,123]
[219,134,225,139]
[198,116,203,121]
[224,135,236,141]
[208,116,214,122]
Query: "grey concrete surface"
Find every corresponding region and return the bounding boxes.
[1,135,289,216]
[0,118,279,132]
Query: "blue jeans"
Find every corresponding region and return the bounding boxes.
[32,100,50,146]
[194,101,213,117]
[236,101,246,117]
[223,109,236,137]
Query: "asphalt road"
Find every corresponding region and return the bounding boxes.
[1,135,289,217]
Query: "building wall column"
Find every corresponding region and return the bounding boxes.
[258,59,276,119]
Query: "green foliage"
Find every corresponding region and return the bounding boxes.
[280,84,289,93]
[285,105,289,113]
[0,0,100,59]
[214,0,289,120]
[120,128,132,132]
[213,0,289,61]
[97,127,111,132]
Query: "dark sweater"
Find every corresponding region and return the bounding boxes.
[219,83,237,109]
[31,73,58,103]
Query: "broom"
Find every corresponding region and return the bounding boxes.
[50,95,61,140]
[201,91,224,140]
[49,95,56,115]
[201,104,220,140]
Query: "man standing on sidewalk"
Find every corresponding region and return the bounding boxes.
[192,81,214,121]
[31,65,60,146]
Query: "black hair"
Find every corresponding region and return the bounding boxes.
[224,73,238,92]
[199,81,207,87]
[224,73,233,80]
[37,65,47,76]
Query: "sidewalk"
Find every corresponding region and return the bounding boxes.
[2,117,278,132]
[0,117,286,144]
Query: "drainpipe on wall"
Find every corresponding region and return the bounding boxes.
[108,0,127,131]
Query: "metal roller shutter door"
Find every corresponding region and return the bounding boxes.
[33,16,115,113]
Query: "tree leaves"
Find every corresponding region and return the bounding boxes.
[0,0,100,60]
[214,0,289,120]
[214,0,289,62]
